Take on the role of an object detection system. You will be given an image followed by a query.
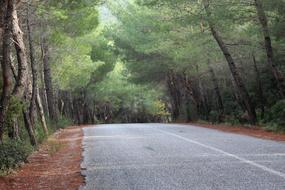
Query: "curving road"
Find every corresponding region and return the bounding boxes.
[80,124,285,190]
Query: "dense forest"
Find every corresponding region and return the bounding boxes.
[0,0,284,173]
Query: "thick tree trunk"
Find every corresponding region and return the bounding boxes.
[202,0,256,124]
[27,6,37,125]
[252,54,265,119]
[254,0,285,97]
[0,0,5,44]
[42,36,58,122]
[11,0,36,145]
[27,10,48,135]
[11,0,28,98]
[207,60,224,115]
[0,0,14,141]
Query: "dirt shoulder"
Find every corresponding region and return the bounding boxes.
[0,126,84,190]
[188,122,285,142]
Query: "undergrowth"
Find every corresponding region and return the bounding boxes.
[0,116,73,176]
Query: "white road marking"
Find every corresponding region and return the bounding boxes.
[84,135,145,139]
[156,128,285,179]
[198,153,285,157]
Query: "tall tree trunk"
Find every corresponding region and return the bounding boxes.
[39,67,49,117]
[27,5,37,126]
[23,109,37,146]
[202,0,256,124]
[11,0,36,145]
[0,0,5,44]
[42,36,58,122]
[254,0,285,97]
[207,60,224,115]
[167,71,181,120]
[36,90,48,135]
[252,54,265,119]
[9,54,17,78]
[196,64,210,119]
[184,78,194,121]
[0,0,14,142]
[11,0,28,98]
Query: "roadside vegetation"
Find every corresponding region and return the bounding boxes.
[0,0,285,174]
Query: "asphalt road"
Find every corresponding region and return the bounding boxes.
[80,124,285,190]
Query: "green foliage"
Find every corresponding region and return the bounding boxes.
[34,123,48,144]
[0,140,33,175]
[56,116,74,129]
[5,96,26,128]
[88,35,117,84]
[46,115,73,131]
[209,111,220,124]
[40,0,100,37]
[224,115,241,126]
[264,100,285,131]
[27,0,285,128]
[91,61,169,122]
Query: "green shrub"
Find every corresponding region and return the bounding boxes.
[263,123,282,132]
[35,122,48,144]
[56,116,73,129]
[269,100,285,126]
[45,115,72,131]
[209,110,220,123]
[5,96,26,127]
[224,115,241,125]
[263,99,285,131]
[0,140,33,175]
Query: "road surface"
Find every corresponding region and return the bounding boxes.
[80,124,285,190]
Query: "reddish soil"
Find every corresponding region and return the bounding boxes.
[0,126,84,190]
[189,122,285,142]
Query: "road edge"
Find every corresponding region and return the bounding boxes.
[187,122,285,142]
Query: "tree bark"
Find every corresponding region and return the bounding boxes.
[252,54,265,119]
[9,54,17,78]
[207,60,224,115]
[0,0,5,44]
[254,0,285,97]
[167,71,181,120]
[202,0,256,124]
[39,66,49,117]
[27,6,37,125]
[196,64,210,119]
[11,0,37,145]
[0,0,14,141]
[23,109,37,146]
[36,90,48,135]
[42,36,58,122]
[11,0,28,98]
